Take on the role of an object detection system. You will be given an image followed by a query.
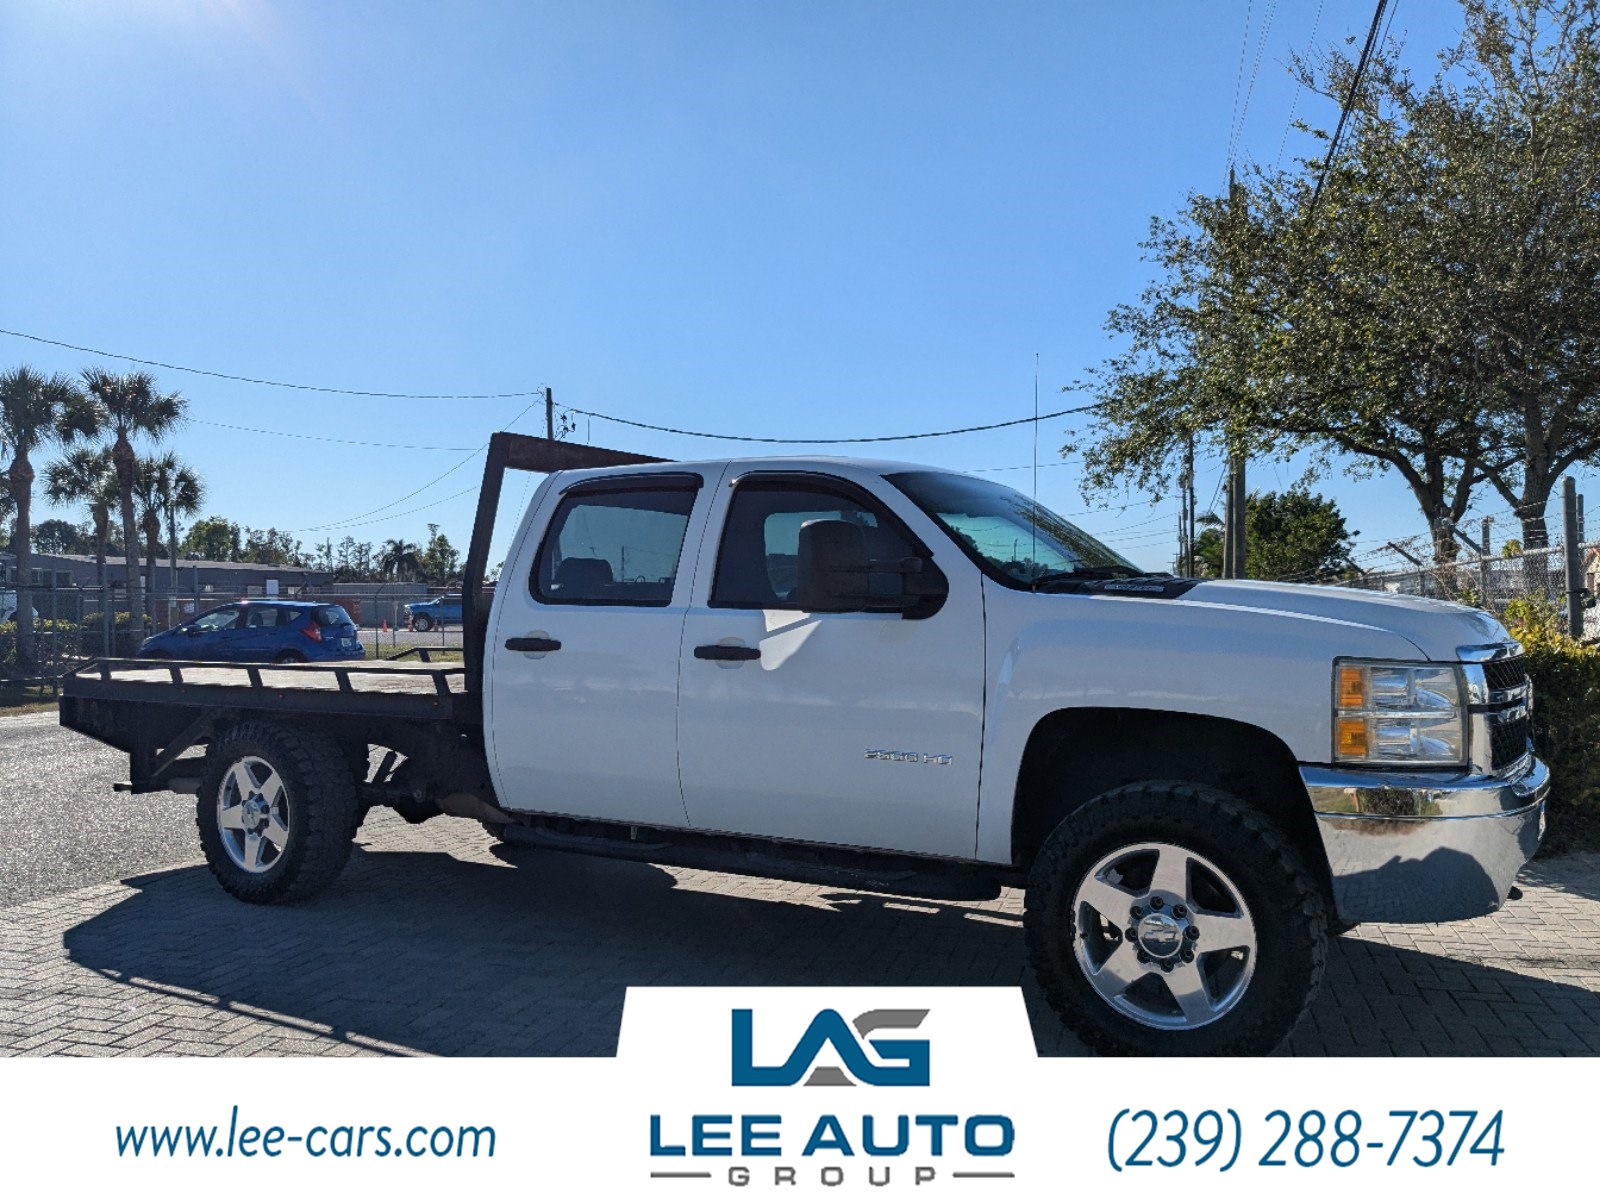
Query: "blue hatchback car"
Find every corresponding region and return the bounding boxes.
[140,601,364,663]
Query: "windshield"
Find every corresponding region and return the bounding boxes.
[887,471,1142,588]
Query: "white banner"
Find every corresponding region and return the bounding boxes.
[0,986,1584,1196]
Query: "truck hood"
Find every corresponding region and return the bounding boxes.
[1176,579,1512,661]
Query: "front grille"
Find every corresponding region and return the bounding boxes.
[1490,712,1531,770]
[1483,656,1528,693]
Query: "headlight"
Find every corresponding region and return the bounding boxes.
[1333,659,1467,766]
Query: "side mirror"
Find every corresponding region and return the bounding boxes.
[795,520,871,612]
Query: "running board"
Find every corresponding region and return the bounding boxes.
[496,822,1002,902]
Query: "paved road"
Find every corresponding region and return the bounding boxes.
[0,713,195,908]
[2,715,1598,1057]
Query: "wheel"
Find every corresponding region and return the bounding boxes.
[196,722,361,904]
[1025,781,1329,1056]
[272,650,307,664]
[412,614,434,632]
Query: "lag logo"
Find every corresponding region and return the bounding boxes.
[732,1008,930,1088]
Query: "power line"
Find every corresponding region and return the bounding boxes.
[0,325,546,400]
[1275,0,1327,167]
[1306,0,1390,221]
[1230,0,1281,166]
[1,322,1100,445]
[1227,0,1258,172]
[189,418,479,452]
[566,403,1098,445]
[285,393,545,533]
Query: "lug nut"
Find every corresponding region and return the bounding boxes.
[1126,928,1140,944]
[1130,905,1144,919]
[1184,926,1200,940]
[1150,896,1164,910]
[1136,950,1150,964]
[1173,904,1188,919]
[1159,960,1174,973]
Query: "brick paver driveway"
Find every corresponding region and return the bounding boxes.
[2,809,1597,1057]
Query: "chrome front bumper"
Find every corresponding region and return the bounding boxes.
[1302,756,1549,924]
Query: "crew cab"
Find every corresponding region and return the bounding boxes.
[58,434,1548,1055]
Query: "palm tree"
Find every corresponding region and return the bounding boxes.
[80,369,185,636]
[44,446,118,594]
[1,366,97,669]
[132,457,165,619]
[152,453,204,594]
[379,538,423,581]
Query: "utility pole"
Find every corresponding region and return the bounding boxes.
[1183,434,1196,576]
[1563,476,1584,638]
[1222,166,1247,580]
[545,386,555,443]
[1227,456,1247,579]
[1480,516,1493,603]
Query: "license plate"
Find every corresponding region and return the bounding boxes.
[340,638,356,649]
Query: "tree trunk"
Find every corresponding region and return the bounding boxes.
[112,432,142,653]
[93,514,107,592]
[143,509,161,630]
[9,452,34,672]
[168,508,179,600]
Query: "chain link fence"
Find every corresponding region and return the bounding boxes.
[1338,540,1600,641]
[2,583,466,684]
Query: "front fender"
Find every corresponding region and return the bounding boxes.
[974,582,1427,863]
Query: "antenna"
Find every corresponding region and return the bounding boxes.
[1031,352,1040,575]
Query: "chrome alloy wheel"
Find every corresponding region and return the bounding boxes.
[1071,841,1258,1030]
[216,756,291,874]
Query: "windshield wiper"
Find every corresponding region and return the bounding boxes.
[1029,565,1144,590]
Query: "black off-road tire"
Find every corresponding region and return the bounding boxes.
[196,721,361,904]
[1025,781,1329,1056]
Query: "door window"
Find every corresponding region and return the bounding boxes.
[190,606,241,632]
[710,482,917,610]
[246,606,284,628]
[531,482,700,607]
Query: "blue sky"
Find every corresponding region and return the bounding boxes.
[2,0,1504,572]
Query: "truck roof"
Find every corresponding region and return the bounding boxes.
[547,455,955,480]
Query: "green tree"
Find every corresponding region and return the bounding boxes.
[379,538,422,581]
[239,527,304,567]
[1191,490,1358,582]
[181,514,242,562]
[1,366,98,668]
[419,523,460,582]
[131,457,167,612]
[81,369,186,629]
[151,453,204,592]
[44,446,118,593]
[1078,0,1600,559]
[31,518,90,555]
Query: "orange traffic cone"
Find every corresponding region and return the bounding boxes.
[380,619,388,633]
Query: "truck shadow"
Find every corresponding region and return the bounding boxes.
[60,838,1599,1058]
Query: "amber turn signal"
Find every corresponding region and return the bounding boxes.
[1336,665,1366,710]
[1336,716,1369,758]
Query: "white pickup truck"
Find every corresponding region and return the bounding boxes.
[60,434,1549,1055]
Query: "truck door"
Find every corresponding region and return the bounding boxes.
[676,471,985,858]
[485,471,713,828]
